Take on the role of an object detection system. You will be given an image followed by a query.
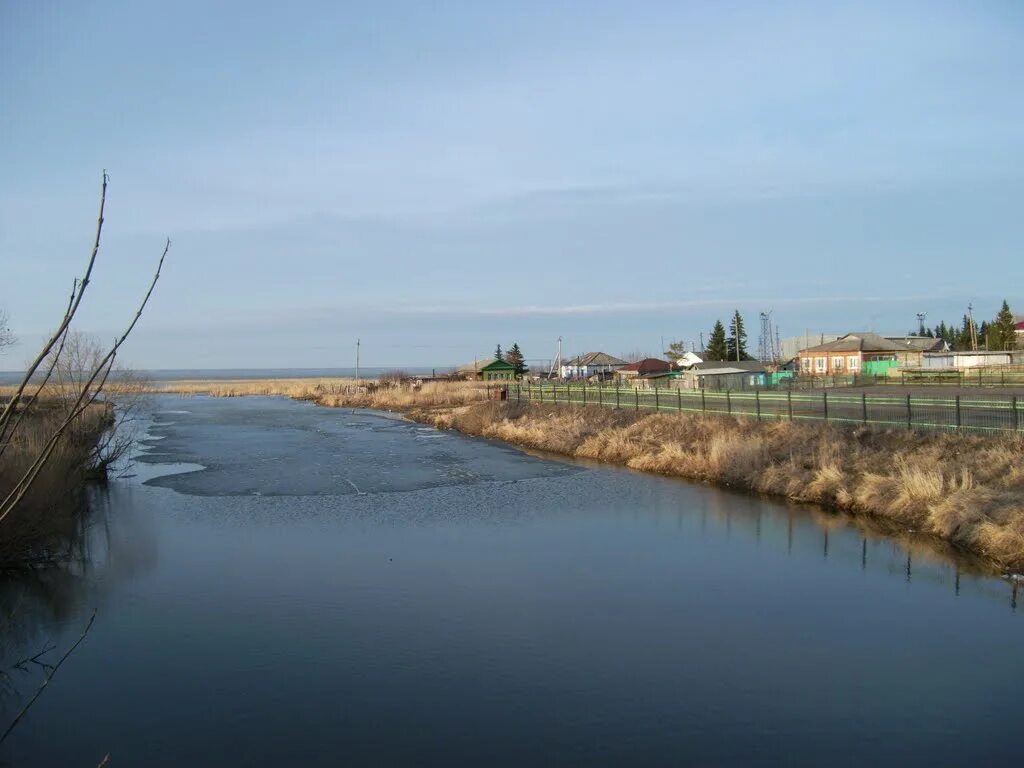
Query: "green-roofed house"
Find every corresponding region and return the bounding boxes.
[479,358,517,381]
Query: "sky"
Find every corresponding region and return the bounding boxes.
[1,0,1022,370]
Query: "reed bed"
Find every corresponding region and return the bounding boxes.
[151,378,491,409]
[417,402,1024,571]
[0,404,113,567]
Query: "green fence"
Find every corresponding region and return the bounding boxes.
[505,383,1022,435]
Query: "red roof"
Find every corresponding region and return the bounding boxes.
[619,358,672,375]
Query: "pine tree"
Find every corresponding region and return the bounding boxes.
[706,320,728,361]
[494,344,503,361]
[993,300,1016,351]
[505,343,527,376]
[726,310,748,361]
[956,315,972,351]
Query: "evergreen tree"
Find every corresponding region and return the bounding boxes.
[979,321,990,349]
[706,320,728,361]
[993,300,1016,351]
[494,344,503,361]
[956,315,973,351]
[505,343,527,376]
[726,310,748,361]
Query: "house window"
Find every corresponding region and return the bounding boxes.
[848,356,860,371]
[832,356,844,371]
[815,357,826,373]
[801,357,812,372]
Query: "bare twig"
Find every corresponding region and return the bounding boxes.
[0,610,96,745]
[0,172,107,436]
[0,281,77,461]
[0,237,169,525]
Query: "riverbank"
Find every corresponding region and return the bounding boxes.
[0,403,113,567]
[148,378,1024,571]
[407,401,1024,572]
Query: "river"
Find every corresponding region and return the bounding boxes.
[1,395,1021,766]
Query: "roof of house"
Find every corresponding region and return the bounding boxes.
[480,358,516,371]
[618,358,672,374]
[693,360,766,373]
[1014,314,1024,329]
[692,368,757,376]
[799,332,903,354]
[456,358,511,374]
[673,351,704,368]
[562,352,627,367]
[884,336,949,352]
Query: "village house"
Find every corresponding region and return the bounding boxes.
[559,352,627,380]
[456,358,517,381]
[676,361,769,390]
[615,358,673,386]
[884,336,949,367]
[797,333,905,376]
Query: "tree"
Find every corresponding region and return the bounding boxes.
[0,308,13,353]
[505,343,527,376]
[665,340,689,361]
[494,344,503,361]
[0,172,169,549]
[706,320,728,361]
[992,300,1016,351]
[726,310,748,362]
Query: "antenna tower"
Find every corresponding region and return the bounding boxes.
[758,311,780,364]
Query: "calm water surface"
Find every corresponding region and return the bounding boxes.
[1,395,1021,766]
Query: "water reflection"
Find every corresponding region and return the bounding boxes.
[1,395,1020,767]
[1,481,159,710]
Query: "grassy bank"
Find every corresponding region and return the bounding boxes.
[150,377,491,409]
[412,401,1024,572]
[0,404,113,568]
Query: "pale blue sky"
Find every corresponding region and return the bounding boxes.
[2,0,1022,369]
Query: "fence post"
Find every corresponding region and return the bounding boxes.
[906,394,912,430]
[823,391,828,422]
[755,390,761,421]
[598,385,602,408]
[635,387,639,411]
[677,388,682,412]
[1014,395,1019,431]
[955,395,961,428]
[655,387,659,410]
[787,390,793,421]
[726,389,732,415]
[701,389,706,413]
[862,392,868,424]
[552,384,556,404]
[1001,370,1005,386]
[615,386,620,410]
[583,383,587,407]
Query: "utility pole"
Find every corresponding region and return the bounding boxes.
[356,338,361,381]
[968,304,978,351]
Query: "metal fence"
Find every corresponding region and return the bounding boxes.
[507,383,1023,435]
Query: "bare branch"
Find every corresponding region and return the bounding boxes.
[0,611,96,745]
[0,172,107,434]
[0,281,77,459]
[0,237,168,523]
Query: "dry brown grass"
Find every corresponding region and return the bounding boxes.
[412,402,1024,571]
[149,377,492,409]
[0,403,112,567]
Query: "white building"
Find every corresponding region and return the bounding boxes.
[559,352,627,379]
